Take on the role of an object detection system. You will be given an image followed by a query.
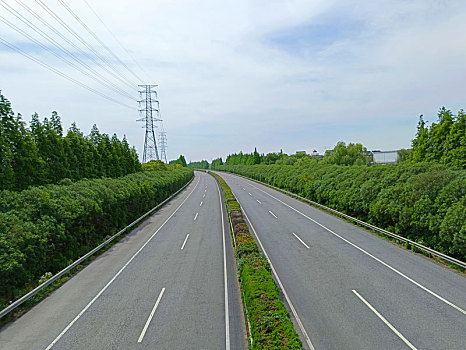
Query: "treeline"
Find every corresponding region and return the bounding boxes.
[213,162,465,260]
[223,143,370,167]
[0,92,141,191]
[187,160,209,169]
[0,167,193,309]
[219,107,466,169]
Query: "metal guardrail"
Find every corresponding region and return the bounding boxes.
[218,171,466,270]
[0,175,195,319]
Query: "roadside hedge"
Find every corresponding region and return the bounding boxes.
[211,172,302,349]
[0,167,193,310]
[213,162,466,261]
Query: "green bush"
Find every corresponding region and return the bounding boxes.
[0,167,193,309]
[214,162,466,260]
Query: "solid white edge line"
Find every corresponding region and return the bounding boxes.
[216,180,230,350]
[44,177,201,350]
[242,209,315,350]
[200,201,203,206]
[138,288,166,343]
[352,290,418,350]
[292,233,310,249]
[246,180,466,315]
[268,210,278,219]
[256,200,262,204]
[181,234,190,250]
[194,212,199,221]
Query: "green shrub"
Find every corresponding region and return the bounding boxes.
[215,163,466,260]
[210,171,302,349]
[0,167,193,309]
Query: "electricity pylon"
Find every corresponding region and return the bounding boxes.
[158,122,168,164]
[137,85,161,162]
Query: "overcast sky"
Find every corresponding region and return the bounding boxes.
[1,0,465,162]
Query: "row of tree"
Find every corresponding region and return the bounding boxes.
[187,160,209,169]
[215,142,370,168]
[0,167,194,309]
[0,92,141,191]
[212,107,465,169]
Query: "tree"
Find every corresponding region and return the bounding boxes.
[170,155,187,167]
[253,147,260,164]
[177,155,187,167]
[409,108,465,168]
[188,160,209,169]
[324,142,370,166]
[211,157,223,168]
[397,149,412,163]
[0,92,142,190]
[0,93,15,189]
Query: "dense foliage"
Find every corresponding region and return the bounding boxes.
[0,167,193,309]
[213,161,465,260]
[212,172,302,349]
[409,108,465,168]
[324,142,370,166]
[187,160,209,169]
[0,93,141,191]
[224,143,370,167]
[211,157,223,168]
[169,154,187,167]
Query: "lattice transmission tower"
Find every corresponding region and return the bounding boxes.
[137,85,161,162]
[158,122,168,164]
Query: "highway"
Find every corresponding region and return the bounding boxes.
[0,171,246,350]
[218,172,466,350]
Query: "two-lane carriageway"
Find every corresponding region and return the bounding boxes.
[219,171,466,350]
[0,171,246,350]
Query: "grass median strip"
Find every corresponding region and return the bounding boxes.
[210,171,302,349]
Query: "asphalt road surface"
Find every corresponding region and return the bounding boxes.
[0,171,247,350]
[218,171,466,350]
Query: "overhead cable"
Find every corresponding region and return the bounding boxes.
[0,37,134,109]
[33,0,137,88]
[0,1,134,100]
[82,0,153,83]
[15,0,137,91]
[58,0,144,83]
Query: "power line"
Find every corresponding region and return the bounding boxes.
[82,0,153,83]
[0,36,133,109]
[14,0,137,92]
[33,0,137,89]
[58,0,144,83]
[0,1,134,101]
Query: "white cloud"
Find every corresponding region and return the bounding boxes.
[1,0,465,161]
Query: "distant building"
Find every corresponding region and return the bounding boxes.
[372,150,399,164]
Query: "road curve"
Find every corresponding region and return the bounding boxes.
[0,171,247,350]
[218,171,466,350]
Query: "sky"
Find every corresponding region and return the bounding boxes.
[1,0,465,162]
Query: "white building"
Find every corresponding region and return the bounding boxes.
[372,150,399,164]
